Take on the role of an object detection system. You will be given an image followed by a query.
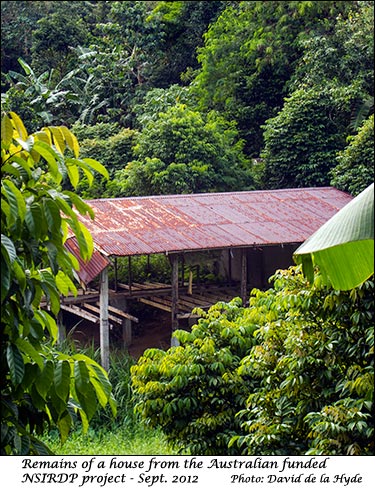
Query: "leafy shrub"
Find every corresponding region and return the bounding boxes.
[132,267,374,456]
[233,269,374,455]
[131,298,258,455]
[330,114,374,196]
[115,104,254,196]
[1,113,112,455]
[71,122,122,141]
[71,124,138,198]
[261,85,360,189]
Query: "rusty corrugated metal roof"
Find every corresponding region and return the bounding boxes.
[74,187,352,258]
[65,237,110,284]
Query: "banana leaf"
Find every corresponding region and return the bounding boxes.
[294,183,374,290]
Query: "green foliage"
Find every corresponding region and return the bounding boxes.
[261,0,374,190]
[40,345,174,455]
[42,424,173,456]
[1,1,51,74]
[294,183,374,291]
[330,115,374,197]
[72,124,138,199]
[261,85,360,188]
[1,112,112,455]
[233,268,374,455]
[131,298,258,455]
[108,255,171,289]
[71,122,122,141]
[133,85,194,127]
[3,58,74,128]
[193,1,356,156]
[2,1,372,193]
[30,8,92,79]
[291,1,374,95]
[132,267,374,456]
[113,104,254,196]
[148,1,228,87]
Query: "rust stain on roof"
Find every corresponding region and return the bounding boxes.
[65,237,110,285]
[74,187,352,258]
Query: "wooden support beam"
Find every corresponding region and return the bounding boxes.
[122,300,132,348]
[228,248,232,286]
[60,304,99,323]
[100,267,110,372]
[180,255,185,287]
[57,311,66,344]
[240,248,247,306]
[83,303,122,325]
[139,297,172,312]
[61,292,100,305]
[187,269,193,295]
[170,254,179,344]
[114,257,118,292]
[107,304,139,323]
[128,256,132,295]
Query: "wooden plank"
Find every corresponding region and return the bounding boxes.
[139,297,172,312]
[107,305,139,323]
[117,282,141,291]
[171,254,179,331]
[150,296,173,307]
[177,312,201,319]
[143,281,171,289]
[60,304,99,323]
[195,291,235,303]
[180,294,211,307]
[61,292,100,305]
[83,303,122,325]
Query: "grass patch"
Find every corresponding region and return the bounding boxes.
[42,425,174,455]
[40,343,178,455]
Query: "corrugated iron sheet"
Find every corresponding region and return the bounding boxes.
[73,187,352,258]
[65,237,110,284]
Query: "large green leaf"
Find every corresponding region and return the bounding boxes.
[1,114,13,147]
[294,184,374,290]
[35,360,54,399]
[57,412,73,444]
[6,344,25,386]
[15,338,44,370]
[2,180,27,226]
[54,360,71,403]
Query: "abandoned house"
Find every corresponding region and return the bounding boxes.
[59,186,353,370]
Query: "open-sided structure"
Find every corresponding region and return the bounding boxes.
[63,187,353,370]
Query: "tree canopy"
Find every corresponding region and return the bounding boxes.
[2,1,373,196]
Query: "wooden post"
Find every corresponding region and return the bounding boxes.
[228,248,232,286]
[122,300,132,347]
[240,248,247,306]
[128,256,132,295]
[188,269,193,295]
[100,266,110,371]
[180,255,185,287]
[114,257,118,292]
[170,254,179,346]
[123,319,132,348]
[57,311,66,345]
